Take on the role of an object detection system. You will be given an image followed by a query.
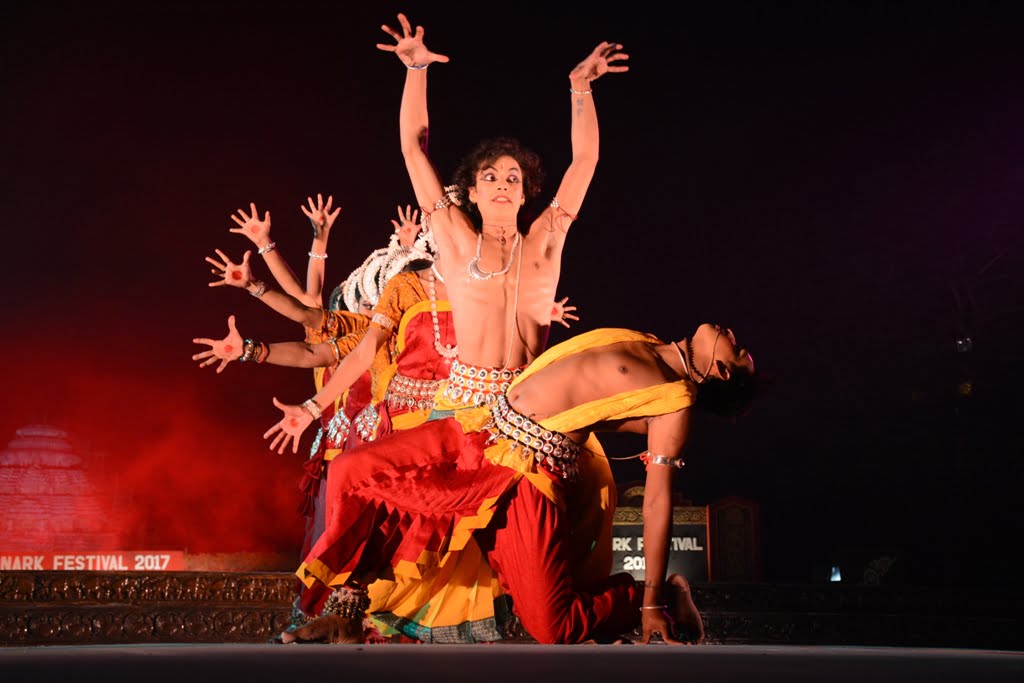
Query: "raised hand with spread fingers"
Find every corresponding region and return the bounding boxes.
[391,204,420,247]
[550,297,579,329]
[375,12,450,69]
[206,248,252,289]
[192,315,245,374]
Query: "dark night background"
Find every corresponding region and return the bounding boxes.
[1,1,1022,589]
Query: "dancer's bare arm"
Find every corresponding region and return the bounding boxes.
[535,42,629,252]
[638,409,689,645]
[263,270,419,452]
[263,326,389,454]
[191,315,341,373]
[377,13,469,247]
[300,193,341,307]
[229,202,309,304]
[206,248,323,328]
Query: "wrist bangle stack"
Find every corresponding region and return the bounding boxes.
[406,62,428,70]
[302,399,323,420]
[239,339,256,362]
[249,280,268,298]
[308,251,328,260]
[257,241,277,255]
[569,87,593,95]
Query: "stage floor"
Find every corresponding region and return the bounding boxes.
[2,643,1022,683]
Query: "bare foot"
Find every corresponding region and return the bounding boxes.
[279,614,363,644]
[667,574,705,644]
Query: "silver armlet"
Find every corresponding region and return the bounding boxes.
[648,454,685,469]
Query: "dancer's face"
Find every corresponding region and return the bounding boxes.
[468,155,526,218]
[694,323,755,381]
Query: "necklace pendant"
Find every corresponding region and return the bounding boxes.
[466,231,520,281]
[468,257,493,281]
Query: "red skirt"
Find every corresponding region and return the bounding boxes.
[297,417,518,614]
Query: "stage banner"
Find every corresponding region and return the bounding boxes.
[0,551,186,571]
[611,505,709,582]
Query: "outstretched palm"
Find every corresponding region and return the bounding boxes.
[192,315,244,373]
[206,248,252,289]
[229,202,272,245]
[550,296,580,328]
[376,13,450,68]
[391,204,420,248]
[263,398,315,455]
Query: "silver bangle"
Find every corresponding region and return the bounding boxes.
[302,399,323,420]
[406,63,428,70]
[249,280,268,298]
[257,241,276,255]
[569,87,592,95]
[308,251,328,260]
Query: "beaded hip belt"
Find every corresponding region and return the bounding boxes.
[442,359,525,407]
[488,395,581,481]
[385,373,444,412]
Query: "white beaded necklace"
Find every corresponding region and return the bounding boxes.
[673,341,695,382]
[426,267,458,360]
[468,231,520,280]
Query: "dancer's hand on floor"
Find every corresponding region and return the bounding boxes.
[639,606,684,645]
[264,398,315,454]
[206,248,252,289]
[192,315,244,373]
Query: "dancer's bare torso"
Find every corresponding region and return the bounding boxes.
[434,209,562,369]
[507,340,681,440]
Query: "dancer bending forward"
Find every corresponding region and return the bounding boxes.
[276,322,757,645]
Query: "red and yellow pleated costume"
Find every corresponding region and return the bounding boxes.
[297,328,695,643]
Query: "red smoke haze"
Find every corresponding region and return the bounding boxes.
[1,313,310,555]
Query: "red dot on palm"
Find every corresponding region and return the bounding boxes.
[224,344,234,354]
[231,271,242,280]
[289,418,299,427]
[250,226,258,233]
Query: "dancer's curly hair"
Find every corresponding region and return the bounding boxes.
[451,137,544,232]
